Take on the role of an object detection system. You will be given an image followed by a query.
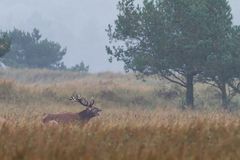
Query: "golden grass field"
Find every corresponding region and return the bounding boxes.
[0,68,240,160]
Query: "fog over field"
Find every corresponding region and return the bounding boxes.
[0,0,239,72]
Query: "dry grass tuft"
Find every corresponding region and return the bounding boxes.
[0,68,240,160]
[1,109,240,160]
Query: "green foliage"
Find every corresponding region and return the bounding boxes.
[107,0,212,75]
[70,61,89,73]
[201,25,240,109]
[0,32,10,57]
[106,0,235,108]
[2,28,66,69]
[195,0,240,109]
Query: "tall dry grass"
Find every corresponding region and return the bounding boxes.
[0,68,240,160]
[1,109,240,160]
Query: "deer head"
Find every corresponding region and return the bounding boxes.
[70,94,102,119]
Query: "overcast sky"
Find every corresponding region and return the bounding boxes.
[0,0,239,72]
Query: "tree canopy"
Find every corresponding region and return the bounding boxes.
[0,33,10,58]
[106,0,236,108]
[70,62,89,73]
[201,25,240,109]
[2,28,66,69]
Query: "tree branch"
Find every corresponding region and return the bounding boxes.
[168,70,186,86]
[228,82,240,100]
[162,75,186,88]
[203,81,219,88]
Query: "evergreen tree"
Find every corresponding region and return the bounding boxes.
[2,28,66,69]
[70,61,89,73]
[0,32,10,58]
[106,0,235,108]
[201,25,240,109]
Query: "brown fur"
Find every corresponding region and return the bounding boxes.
[42,95,102,124]
[42,112,82,124]
[42,107,101,124]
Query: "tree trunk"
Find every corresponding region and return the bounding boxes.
[220,83,228,110]
[186,74,194,109]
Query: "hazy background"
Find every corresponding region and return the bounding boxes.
[0,0,239,72]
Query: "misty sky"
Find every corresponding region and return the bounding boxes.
[0,0,239,72]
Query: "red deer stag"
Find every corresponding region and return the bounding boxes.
[42,95,102,124]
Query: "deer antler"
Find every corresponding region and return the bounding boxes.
[69,96,76,101]
[70,94,94,108]
[89,98,95,107]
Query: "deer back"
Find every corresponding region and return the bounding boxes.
[42,112,81,124]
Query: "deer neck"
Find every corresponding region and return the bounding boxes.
[78,110,92,122]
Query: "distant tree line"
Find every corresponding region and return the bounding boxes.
[106,0,240,110]
[0,28,89,73]
[0,33,10,58]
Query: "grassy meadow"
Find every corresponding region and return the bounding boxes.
[1,68,240,160]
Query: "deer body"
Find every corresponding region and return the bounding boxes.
[42,95,102,124]
[43,110,99,124]
[42,112,82,124]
